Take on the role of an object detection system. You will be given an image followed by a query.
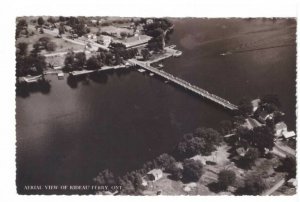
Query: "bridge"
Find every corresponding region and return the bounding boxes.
[128,59,238,111]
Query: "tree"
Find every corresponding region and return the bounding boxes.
[243,175,267,195]
[252,126,274,153]
[47,17,55,24]
[118,178,136,195]
[37,17,45,26]
[59,16,66,22]
[58,23,65,35]
[155,153,176,171]
[141,49,150,60]
[194,127,223,155]
[220,120,233,135]
[16,18,28,38]
[182,159,204,182]
[218,170,236,190]
[120,31,128,39]
[64,51,75,70]
[34,55,47,75]
[233,115,246,126]
[242,147,260,168]
[238,97,253,116]
[280,157,296,178]
[74,52,86,69]
[45,41,57,52]
[236,127,253,148]
[17,42,28,56]
[94,169,116,186]
[261,94,281,108]
[168,163,183,181]
[194,127,223,146]
[86,56,102,70]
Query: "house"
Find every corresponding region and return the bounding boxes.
[287,178,297,187]
[117,35,152,49]
[86,33,97,40]
[282,131,296,139]
[274,122,288,137]
[97,35,112,47]
[236,147,247,157]
[64,25,73,32]
[90,19,98,24]
[251,98,261,112]
[146,19,154,25]
[242,118,262,130]
[258,110,273,123]
[147,169,163,181]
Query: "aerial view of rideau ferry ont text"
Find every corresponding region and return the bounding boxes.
[16,16,296,195]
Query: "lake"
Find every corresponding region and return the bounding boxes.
[16,18,296,194]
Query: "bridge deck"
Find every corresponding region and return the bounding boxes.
[128,59,238,110]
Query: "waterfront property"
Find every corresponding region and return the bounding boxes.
[116,35,152,49]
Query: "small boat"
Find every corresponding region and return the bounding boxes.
[138,69,146,73]
[164,80,169,83]
[23,75,42,83]
[158,63,164,68]
[57,72,64,79]
[173,50,182,57]
[220,51,232,56]
[149,73,154,76]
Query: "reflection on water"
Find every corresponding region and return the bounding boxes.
[16,79,51,98]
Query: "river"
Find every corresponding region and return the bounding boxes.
[16,18,296,194]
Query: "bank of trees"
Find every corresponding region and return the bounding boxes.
[63,45,138,72]
[218,170,236,190]
[16,18,28,38]
[16,41,47,77]
[174,127,223,159]
[32,37,57,53]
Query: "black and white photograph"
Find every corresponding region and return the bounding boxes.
[15,16,296,196]
[0,0,299,201]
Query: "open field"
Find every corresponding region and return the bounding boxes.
[16,31,85,53]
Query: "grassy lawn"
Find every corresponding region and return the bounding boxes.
[143,144,289,196]
[16,31,85,53]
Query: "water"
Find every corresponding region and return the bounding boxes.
[16,18,296,194]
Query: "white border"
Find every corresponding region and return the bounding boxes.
[0,0,298,202]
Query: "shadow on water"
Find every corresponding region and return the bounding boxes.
[66,75,89,89]
[67,68,134,87]
[16,79,51,98]
[88,72,108,84]
[115,68,132,78]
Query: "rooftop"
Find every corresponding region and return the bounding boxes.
[118,35,152,48]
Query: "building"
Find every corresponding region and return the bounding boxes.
[117,35,152,49]
[236,147,247,157]
[258,110,273,123]
[251,98,261,112]
[242,118,262,130]
[282,131,296,139]
[146,19,154,25]
[287,178,297,187]
[275,122,288,137]
[97,35,112,47]
[147,169,163,181]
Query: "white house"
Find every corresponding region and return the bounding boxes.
[97,35,112,47]
[251,98,261,112]
[282,131,296,139]
[275,122,288,137]
[147,169,163,181]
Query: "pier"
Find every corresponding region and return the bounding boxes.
[128,59,238,111]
